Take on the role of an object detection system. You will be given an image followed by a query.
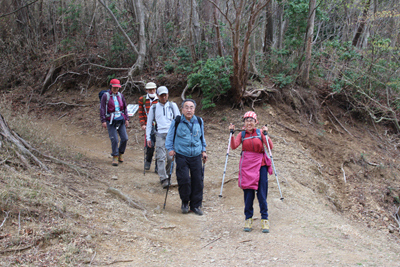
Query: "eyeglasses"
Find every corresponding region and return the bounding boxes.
[183,106,195,110]
[244,118,256,122]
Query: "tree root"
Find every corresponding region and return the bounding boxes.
[106,187,146,211]
[0,112,91,177]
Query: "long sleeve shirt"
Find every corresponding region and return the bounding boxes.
[138,94,158,126]
[146,101,180,139]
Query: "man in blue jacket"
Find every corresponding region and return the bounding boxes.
[166,99,207,215]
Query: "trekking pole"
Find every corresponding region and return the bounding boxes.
[219,129,234,197]
[143,134,146,176]
[163,157,174,210]
[263,126,284,201]
[202,157,206,179]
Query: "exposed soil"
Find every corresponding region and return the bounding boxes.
[1,85,400,266]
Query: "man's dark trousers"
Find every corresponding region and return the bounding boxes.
[175,153,203,209]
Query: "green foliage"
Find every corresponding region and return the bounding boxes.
[187,56,233,109]
[273,73,294,88]
[176,47,193,74]
[164,61,174,73]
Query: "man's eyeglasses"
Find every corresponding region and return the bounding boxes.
[183,106,195,110]
[244,118,255,122]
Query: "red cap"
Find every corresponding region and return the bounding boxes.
[110,79,121,88]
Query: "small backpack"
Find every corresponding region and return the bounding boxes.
[99,90,108,102]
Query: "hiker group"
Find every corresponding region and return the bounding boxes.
[100,79,278,232]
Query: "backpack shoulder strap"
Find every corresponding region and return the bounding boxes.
[241,129,262,142]
[169,101,176,118]
[241,131,246,143]
[197,116,203,129]
[197,116,203,141]
[151,104,157,119]
[173,115,181,143]
[256,129,261,139]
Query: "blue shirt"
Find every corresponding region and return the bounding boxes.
[113,95,123,120]
[165,115,206,157]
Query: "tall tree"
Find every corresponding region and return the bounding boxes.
[209,0,271,106]
[263,0,274,53]
[98,0,146,75]
[299,0,317,86]
[276,1,287,50]
[213,0,224,57]
[352,0,371,47]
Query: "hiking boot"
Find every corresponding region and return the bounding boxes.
[261,219,269,233]
[118,154,124,163]
[244,218,253,232]
[181,202,189,214]
[144,161,151,170]
[190,207,203,216]
[161,179,170,189]
[112,156,119,166]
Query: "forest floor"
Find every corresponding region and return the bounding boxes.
[1,85,400,266]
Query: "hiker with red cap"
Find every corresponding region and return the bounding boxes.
[229,111,273,233]
[100,78,129,166]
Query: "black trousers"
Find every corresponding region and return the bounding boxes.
[145,129,156,163]
[175,153,203,209]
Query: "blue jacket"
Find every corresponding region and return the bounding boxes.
[165,115,206,157]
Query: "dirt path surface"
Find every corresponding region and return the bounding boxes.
[35,96,400,267]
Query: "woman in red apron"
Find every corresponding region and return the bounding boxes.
[229,111,273,233]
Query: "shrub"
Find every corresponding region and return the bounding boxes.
[187,56,233,109]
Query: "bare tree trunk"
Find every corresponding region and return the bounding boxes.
[213,0,223,57]
[98,0,146,75]
[209,0,270,105]
[129,0,146,75]
[299,0,316,86]
[276,3,285,50]
[390,16,399,47]
[249,30,259,76]
[174,0,182,38]
[352,0,371,47]
[192,0,201,45]
[263,0,274,53]
[189,0,198,62]
[200,0,213,41]
[342,0,350,43]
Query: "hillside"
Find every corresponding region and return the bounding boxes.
[1,85,400,266]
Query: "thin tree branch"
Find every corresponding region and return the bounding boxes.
[46,102,86,107]
[0,211,9,228]
[0,0,40,19]
[98,0,139,54]
[89,63,130,71]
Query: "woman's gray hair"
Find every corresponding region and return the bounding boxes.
[181,99,197,108]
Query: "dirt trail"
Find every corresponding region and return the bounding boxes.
[34,97,400,267]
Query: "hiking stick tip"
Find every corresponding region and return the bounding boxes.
[219,194,222,198]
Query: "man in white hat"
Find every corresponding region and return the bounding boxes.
[146,86,180,188]
[139,82,158,172]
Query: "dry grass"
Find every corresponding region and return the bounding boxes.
[0,99,96,266]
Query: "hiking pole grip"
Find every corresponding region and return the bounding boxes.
[263,125,284,201]
[219,131,233,197]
